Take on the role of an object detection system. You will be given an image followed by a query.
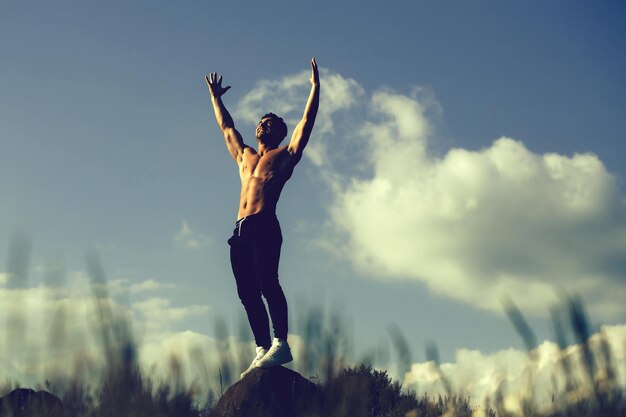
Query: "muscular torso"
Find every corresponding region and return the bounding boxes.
[237,145,297,220]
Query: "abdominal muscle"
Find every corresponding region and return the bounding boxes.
[236,146,294,220]
[237,174,285,220]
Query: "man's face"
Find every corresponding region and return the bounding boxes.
[256,117,278,144]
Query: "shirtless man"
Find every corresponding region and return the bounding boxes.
[205,59,320,378]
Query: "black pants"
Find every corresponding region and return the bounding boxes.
[228,212,288,348]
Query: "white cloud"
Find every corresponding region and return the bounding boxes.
[235,68,626,318]
[129,278,176,293]
[234,68,364,169]
[0,273,11,285]
[329,95,626,316]
[133,297,209,334]
[403,324,626,413]
[0,265,330,399]
[107,278,176,295]
[0,283,106,386]
[174,220,212,250]
[137,330,217,388]
[0,274,212,394]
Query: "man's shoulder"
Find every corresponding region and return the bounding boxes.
[242,146,258,157]
[272,146,301,171]
[243,145,256,153]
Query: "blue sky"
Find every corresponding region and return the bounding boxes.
[1,0,626,401]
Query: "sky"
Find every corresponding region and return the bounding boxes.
[1,0,626,405]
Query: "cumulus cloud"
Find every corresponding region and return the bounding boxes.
[0,276,315,400]
[0,273,213,392]
[174,220,213,250]
[235,68,363,136]
[128,278,176,293]
[133,297,209,334]
[403,324,626,413]
[235,68,626,318]
[137,329,217,387]
[107,278,176,295]
[0,282,105,386]
[234,68,365,169]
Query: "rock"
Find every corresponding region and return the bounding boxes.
[211,367,322,417]
[0,388,63,417]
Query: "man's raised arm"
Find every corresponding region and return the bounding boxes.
[205,72,246,163]
[287,58,320,161]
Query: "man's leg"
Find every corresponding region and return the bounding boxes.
[229,239,272,349]
[253,220,292,368]
[253,221,288,340]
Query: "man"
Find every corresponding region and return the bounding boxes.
[205,59,320,378]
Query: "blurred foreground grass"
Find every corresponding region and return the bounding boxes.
[0,235,624,416]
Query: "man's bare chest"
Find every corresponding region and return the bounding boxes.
[240,150,292,182]
[241,156,271,177]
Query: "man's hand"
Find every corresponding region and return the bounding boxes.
[310,58,319,86]
[205,72,231,98]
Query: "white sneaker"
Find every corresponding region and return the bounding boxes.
[240,346,268,379]
[256,338,293,368]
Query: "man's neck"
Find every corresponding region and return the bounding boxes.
[257,142,276,156]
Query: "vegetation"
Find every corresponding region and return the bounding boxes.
[0,240,624,416]
[1,296,623,417]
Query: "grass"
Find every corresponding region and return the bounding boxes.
[0,238,624,416]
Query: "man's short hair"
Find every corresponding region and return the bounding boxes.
[262,113,288,142]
